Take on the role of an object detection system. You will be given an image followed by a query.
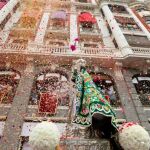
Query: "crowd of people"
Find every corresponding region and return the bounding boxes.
[92,74,120,106]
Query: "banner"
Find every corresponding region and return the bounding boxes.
[38,93,58,114]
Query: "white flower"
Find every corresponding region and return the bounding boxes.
[119,124,150,150]
[29,122,60,150]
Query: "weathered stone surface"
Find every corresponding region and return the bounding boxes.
[61,139,110,150]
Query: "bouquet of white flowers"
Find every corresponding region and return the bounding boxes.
[118,122,150,150]
[29,122,60,150]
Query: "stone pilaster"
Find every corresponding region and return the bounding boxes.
[95,16,115,48]
[126,7,150,40]
[0,8,22,43]
[34,12,50,44]
[0,0,19,25]
[122,69,150,133]
[0,58,35,150]
[70,5,79,52]
[114,62,140,123]
[101,3,133,56]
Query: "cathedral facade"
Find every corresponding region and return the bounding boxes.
[0,0,150,149]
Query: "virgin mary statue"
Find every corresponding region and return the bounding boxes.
[71,59,118,139]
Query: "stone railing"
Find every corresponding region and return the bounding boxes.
[132,47,150,56]
[74,1,96,9]
[0,43,27,53]
[2,43,150,58]
[0,43,117,58]
[120,28,143,34]
[36,45,69,55]
[81,47,114,57]
[48,26,69,32]
[80,27,100,35]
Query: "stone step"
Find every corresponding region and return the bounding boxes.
[60,139,111,150]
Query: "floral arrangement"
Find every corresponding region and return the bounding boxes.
[118,122,150,150]
[29,121,60,150]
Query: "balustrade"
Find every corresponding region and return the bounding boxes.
[132,47,150,55]
[2,43,146,58]
[0,43,26,52]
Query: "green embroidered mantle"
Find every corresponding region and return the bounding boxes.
[72,68,117,129]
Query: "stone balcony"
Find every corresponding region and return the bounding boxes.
[80,27,101,36]
[0,43,150,59]
[132,47,150,57]
[0,43,115,58]
[47,26,69,34]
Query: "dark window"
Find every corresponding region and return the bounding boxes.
[108,4,128,14]
[0,69,20,104]
[132,74,150,106]
[90,72,120,106]
[13,2,20,13]
[0,13,11,30]
[101,9,105,17]
[113,39,118,48]
[125,35,150,48]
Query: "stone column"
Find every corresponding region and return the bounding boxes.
[101,3,133,56]
[126,7,150,40]
[0,58,35,150]
[34,12,50,44]
[0,10,23,43]
[123,69,150,133]
[70,5,79,53]
[95,16,115,48]
[0,0,19,25]
[114,62,140,122]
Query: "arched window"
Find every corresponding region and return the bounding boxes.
[90,72,120,106]
[29,70,70,108]
[0,69,20,104]
[132,74,150,106]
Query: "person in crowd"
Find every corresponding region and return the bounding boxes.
[105,86,117,105]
